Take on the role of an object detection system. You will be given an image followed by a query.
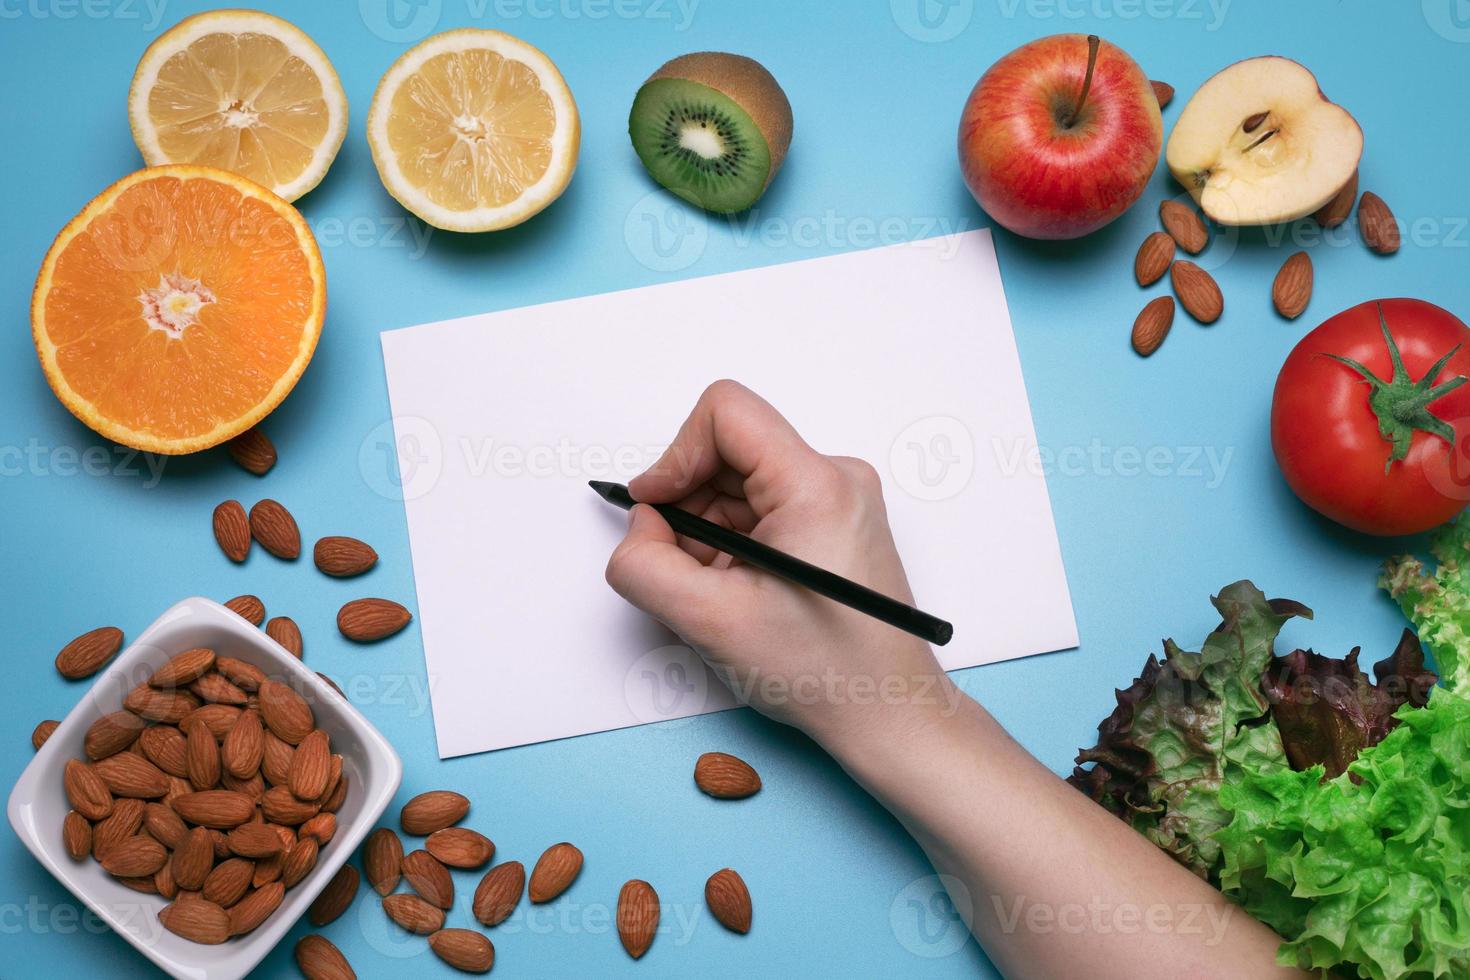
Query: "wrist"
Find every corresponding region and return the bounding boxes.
[802,671,970,783]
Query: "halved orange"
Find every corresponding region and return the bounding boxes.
[32,165,324,454]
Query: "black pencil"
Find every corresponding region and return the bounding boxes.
[589,481,952,646]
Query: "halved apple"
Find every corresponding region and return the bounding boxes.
[1165,57,1361,226]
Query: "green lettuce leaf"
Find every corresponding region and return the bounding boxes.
[1381,512,1470,691]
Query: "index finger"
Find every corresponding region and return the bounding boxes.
[629,380,817,510]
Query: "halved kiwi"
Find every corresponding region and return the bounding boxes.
[629,52,793,214]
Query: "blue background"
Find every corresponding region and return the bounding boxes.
[4,0,1468,976]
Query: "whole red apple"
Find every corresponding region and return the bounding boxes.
[958,34,1162,240]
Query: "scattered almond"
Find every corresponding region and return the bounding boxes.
[55,626,124,680]
[1170,260,1224,324]
[223,594,266,626]
[404,849,455,909]
[383,893,445,934]
[337,598,412,642]
[1313,169,1357,228]
[694,752,762,799]
[429,928,496,974]
[1359,191,1400,254]
[1159,200,1208,254]
[84,711,146,760]
[1131,296,1175,357]
[400,790,469,835]
[617,879,660,959]
[228,881,285,935]
[32,719,60,751]
[309,863,360,926]
[472,861,525,926]
[1133,231,1175,287]
[212,501,251,563]
[160,898,231,944]
[529,842,583,903]
[249,499,301,559]
[258,679,314,744]
[296,935,356,980]
[314,536,379,578]
[1272,251,1313,319]
[364,827,405,895]
[427,827,495,869]
[705,868,752,933]
[265,617,303,658]
[226,427,276,476]
[1150,80,1173,109]
[62,810,92,860]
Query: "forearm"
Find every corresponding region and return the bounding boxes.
[810,684,1308,980]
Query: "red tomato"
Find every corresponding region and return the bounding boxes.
[1271,298,1470,536]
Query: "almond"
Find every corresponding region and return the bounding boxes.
[94,752,169,798]
[322,770,349,813]
[1313,168,1357,228]
[186,719,221,790]
[32,719,60,751]
[212,501,251,563]
[317,755,343,805]
[165,774,193,805]
[191,672,249,706]
[155,856,179,899]
[171,790,256,828]
[529,842,583,903]
[215,656,266,692]
[223,594,266,626]
[203,858,255,907]
[290,729,331,802]
[84,710,146,760]
[92,798,145,860]
[301,812,338,846]
[63,810,92,860]
[258,679,314,744]
[172,827,216,890]
[427,828,495,869]
[295,935,356,980]
[160,898,231,944]
[249,499,301,559]
[222,769,266,801]
[64,759,113,820]
[364,827,404,895]
[211,827,235,859]
[262,786,321,825]
[150,647,217,688]
[694,752,762,799]
[181,703,241,740]
[101,835,168,878]
[138,726,188,777]
[472,861,525,926]
[226,427,277,476]
[1272,251,1313,319]
[1150,79,1173,109]
[223,709,264,779]
[55,626,124,679]
[125,684,200,724]
[1131,296,1175,358]
[228,823,287,859]
[1170,260,1224,324]
[383,893,445,934]
[1359,191,1400,254]
[338,598,412,642]
[309,863,360,926]
[145,802,188,850]
[404,849,455,909]
[117,875,159,894]
[1133,231,1175,287]
[617,879,659,959]
[229,881,285,936]
[1159,199,1208,254]
[314,536,379,578]
[400,790,469,835]
[265,616,304,658]
[317,672,345,698]
[705,868,752,933]
[281,836,319,888]
[429,929,496,973]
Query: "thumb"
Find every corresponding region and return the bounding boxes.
[604,504,714,634]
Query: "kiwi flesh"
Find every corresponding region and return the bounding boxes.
[629,52,793,214]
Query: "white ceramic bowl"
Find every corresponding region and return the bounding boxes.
[8,597,402,980]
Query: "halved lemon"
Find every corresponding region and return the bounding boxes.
[32,166,325,454]
[367,29,580,232]
[128,10,348,203]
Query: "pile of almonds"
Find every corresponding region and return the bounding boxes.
[58,646,346,946]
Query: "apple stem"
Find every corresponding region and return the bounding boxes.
[1064,35,1101,129]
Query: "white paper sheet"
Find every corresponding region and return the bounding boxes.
[380,230,1077,758]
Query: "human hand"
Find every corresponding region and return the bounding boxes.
[604,380,953,748]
